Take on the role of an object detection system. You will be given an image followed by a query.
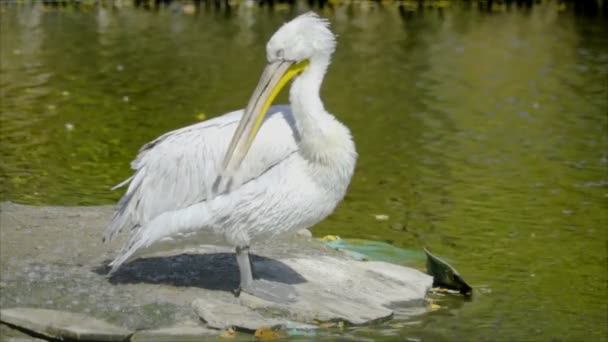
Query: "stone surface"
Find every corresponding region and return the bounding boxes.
[0,202,432,338]
[239,257,426,325]
[0,308,131,341]
[1,337,46,342]
[131,321,218,342]
[0,323,47,342]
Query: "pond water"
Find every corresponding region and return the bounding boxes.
[1,2,607,341]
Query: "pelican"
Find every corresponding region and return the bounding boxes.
[104,12,357,303]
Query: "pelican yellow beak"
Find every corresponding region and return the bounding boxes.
[220,59,309,180]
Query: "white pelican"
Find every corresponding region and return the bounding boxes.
[104,12,357,303]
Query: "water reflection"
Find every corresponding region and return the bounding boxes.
[0,2,606,341]
[27,0,605,18]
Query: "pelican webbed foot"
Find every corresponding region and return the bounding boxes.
[234,245,298,303]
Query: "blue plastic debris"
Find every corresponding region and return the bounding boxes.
[322,238,425,264]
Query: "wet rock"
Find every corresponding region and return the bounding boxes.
[131,321,218,341]
[240,257,429,325]
[0,307,132,341]
[192,256,431,328]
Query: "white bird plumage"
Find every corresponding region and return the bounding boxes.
[104,12,357,302]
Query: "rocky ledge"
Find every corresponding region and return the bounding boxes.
[0,202,432,341]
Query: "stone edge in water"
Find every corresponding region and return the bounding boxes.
[131,322,220,342]
[0,307,132,341]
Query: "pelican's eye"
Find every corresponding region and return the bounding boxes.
[275,49,285,59]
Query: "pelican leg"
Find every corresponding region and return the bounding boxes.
[234,246,297,304]
[236,245,254,287]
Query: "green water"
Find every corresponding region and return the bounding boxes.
[1,2,607,341]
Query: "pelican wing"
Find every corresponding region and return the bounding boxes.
[104,105,298,242]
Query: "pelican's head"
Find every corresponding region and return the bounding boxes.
[266,12,336,64]
[219,12,335,190]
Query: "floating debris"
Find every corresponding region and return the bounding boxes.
[195,112,207,121]
[219,327,236,338]
[374,214,389,221]
[320,235,340,242]
[323,238,424,264]
[428,303,441,311]
[182,4,196,14]
[284,321,317,337]
[424,248,472,296]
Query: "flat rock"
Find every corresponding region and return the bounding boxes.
[0,202,432,337]
[192,298,286,331]
[131,321,218,342]
[238,257,429,325]
[0,307,131,341]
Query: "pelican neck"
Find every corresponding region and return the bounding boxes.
[289,55,332,139]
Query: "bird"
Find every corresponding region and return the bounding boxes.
[103,12,357,303]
